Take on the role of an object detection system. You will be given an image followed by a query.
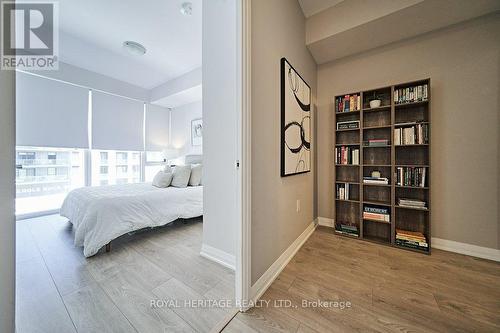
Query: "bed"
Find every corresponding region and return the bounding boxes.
[60,182,203,257]
[61,155,204,257]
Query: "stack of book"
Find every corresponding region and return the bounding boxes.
[396,167,426,187]
[363,177,389,185]
[398,198,426,209]
[394,84,428,104]
[336,183,352,200]
[335,223,359,237]
[337,120,360,130]
[363,206,390,222]
[364,139,389,147]
[335,146,360,165]
[394,123,429,145]
[396,229,428,250]
[336,94,361,112]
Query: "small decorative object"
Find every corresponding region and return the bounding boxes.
[281,58,311,177]
[369,92,382,108]
[191,118,202,146]
[371,170,381,178]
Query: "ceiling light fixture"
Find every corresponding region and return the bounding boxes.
[123,41,146,56]
[180,2,192,16]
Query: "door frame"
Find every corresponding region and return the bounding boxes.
[235,0,252,312]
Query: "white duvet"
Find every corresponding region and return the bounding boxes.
[60,183,203,257]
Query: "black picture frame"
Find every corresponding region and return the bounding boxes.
[280,57,312,177]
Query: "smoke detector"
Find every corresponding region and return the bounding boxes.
[123,41,146,56]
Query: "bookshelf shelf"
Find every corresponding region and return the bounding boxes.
[336,199,360,203]
[334,78,431,254]
[363,145,391,148]
[395,121,429,127]
[362,105,391,112]
[364,200,391,207]
[336,128,360,132]
[336,110,360,115]
[395,100,428,109]
[363,183,391,187]
[395,185,429,189]
[395,144,429,147]
[363,164,391,167]
[363,125,391,130]
[396,205,429,211]
[363,218,391,224]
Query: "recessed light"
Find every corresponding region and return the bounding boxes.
[180,2,192,16]
[123,41,146,56]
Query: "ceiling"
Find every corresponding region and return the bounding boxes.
[298,0,344,18]
[51,0,201,89]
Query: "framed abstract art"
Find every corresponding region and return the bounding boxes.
[280,57,311,177]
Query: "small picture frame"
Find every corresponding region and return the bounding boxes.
[191,118,203,146]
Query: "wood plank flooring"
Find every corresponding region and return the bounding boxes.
[16,215,235,333]
[224,226,500,333]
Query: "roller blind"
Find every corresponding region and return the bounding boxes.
[145,104,170,151]
[16,72,89,148]
[92,91,144,151]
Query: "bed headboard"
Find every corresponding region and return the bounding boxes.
[183,154,203,165]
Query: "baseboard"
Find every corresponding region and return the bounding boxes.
[317,216,334,228]
[249,221,317,304]
[317,217,499,262]
[432,238,500,262]
[200,244,236,271]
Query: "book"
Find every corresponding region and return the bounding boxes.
[363,177,389,185]
[395,84,428,104]
[396,167,427,187]
[335,146,360,165]
[335,94,361,112]
[394,124,429,145]
[363,212,390,222]
[364,206,389,214]
[337,120,360,130]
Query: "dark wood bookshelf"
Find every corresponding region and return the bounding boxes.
[334,79,431,254]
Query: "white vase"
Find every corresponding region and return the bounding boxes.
[369,99,381,108]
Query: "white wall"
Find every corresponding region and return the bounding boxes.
[202,0,239,261]
[0,57,16,332]
[171,100,202,156]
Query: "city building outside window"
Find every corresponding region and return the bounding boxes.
[15,147,85,216]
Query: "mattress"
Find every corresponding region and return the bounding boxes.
[60,183,203,257]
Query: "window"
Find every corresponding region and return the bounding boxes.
[15,147,85,215]
[144,151,165,182]
[100,152,108,163]
[91,150,142,186]
[47,152,56,164]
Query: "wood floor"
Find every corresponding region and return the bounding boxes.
[16,215,235,333]
[224,226,500,333]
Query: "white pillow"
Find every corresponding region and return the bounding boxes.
[171,165,192,188]
[163,165,172,173]
[152,170,172,188]
[189,164,202,186]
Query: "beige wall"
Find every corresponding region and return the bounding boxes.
[251,0,317,284]
[317,14,500,249]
